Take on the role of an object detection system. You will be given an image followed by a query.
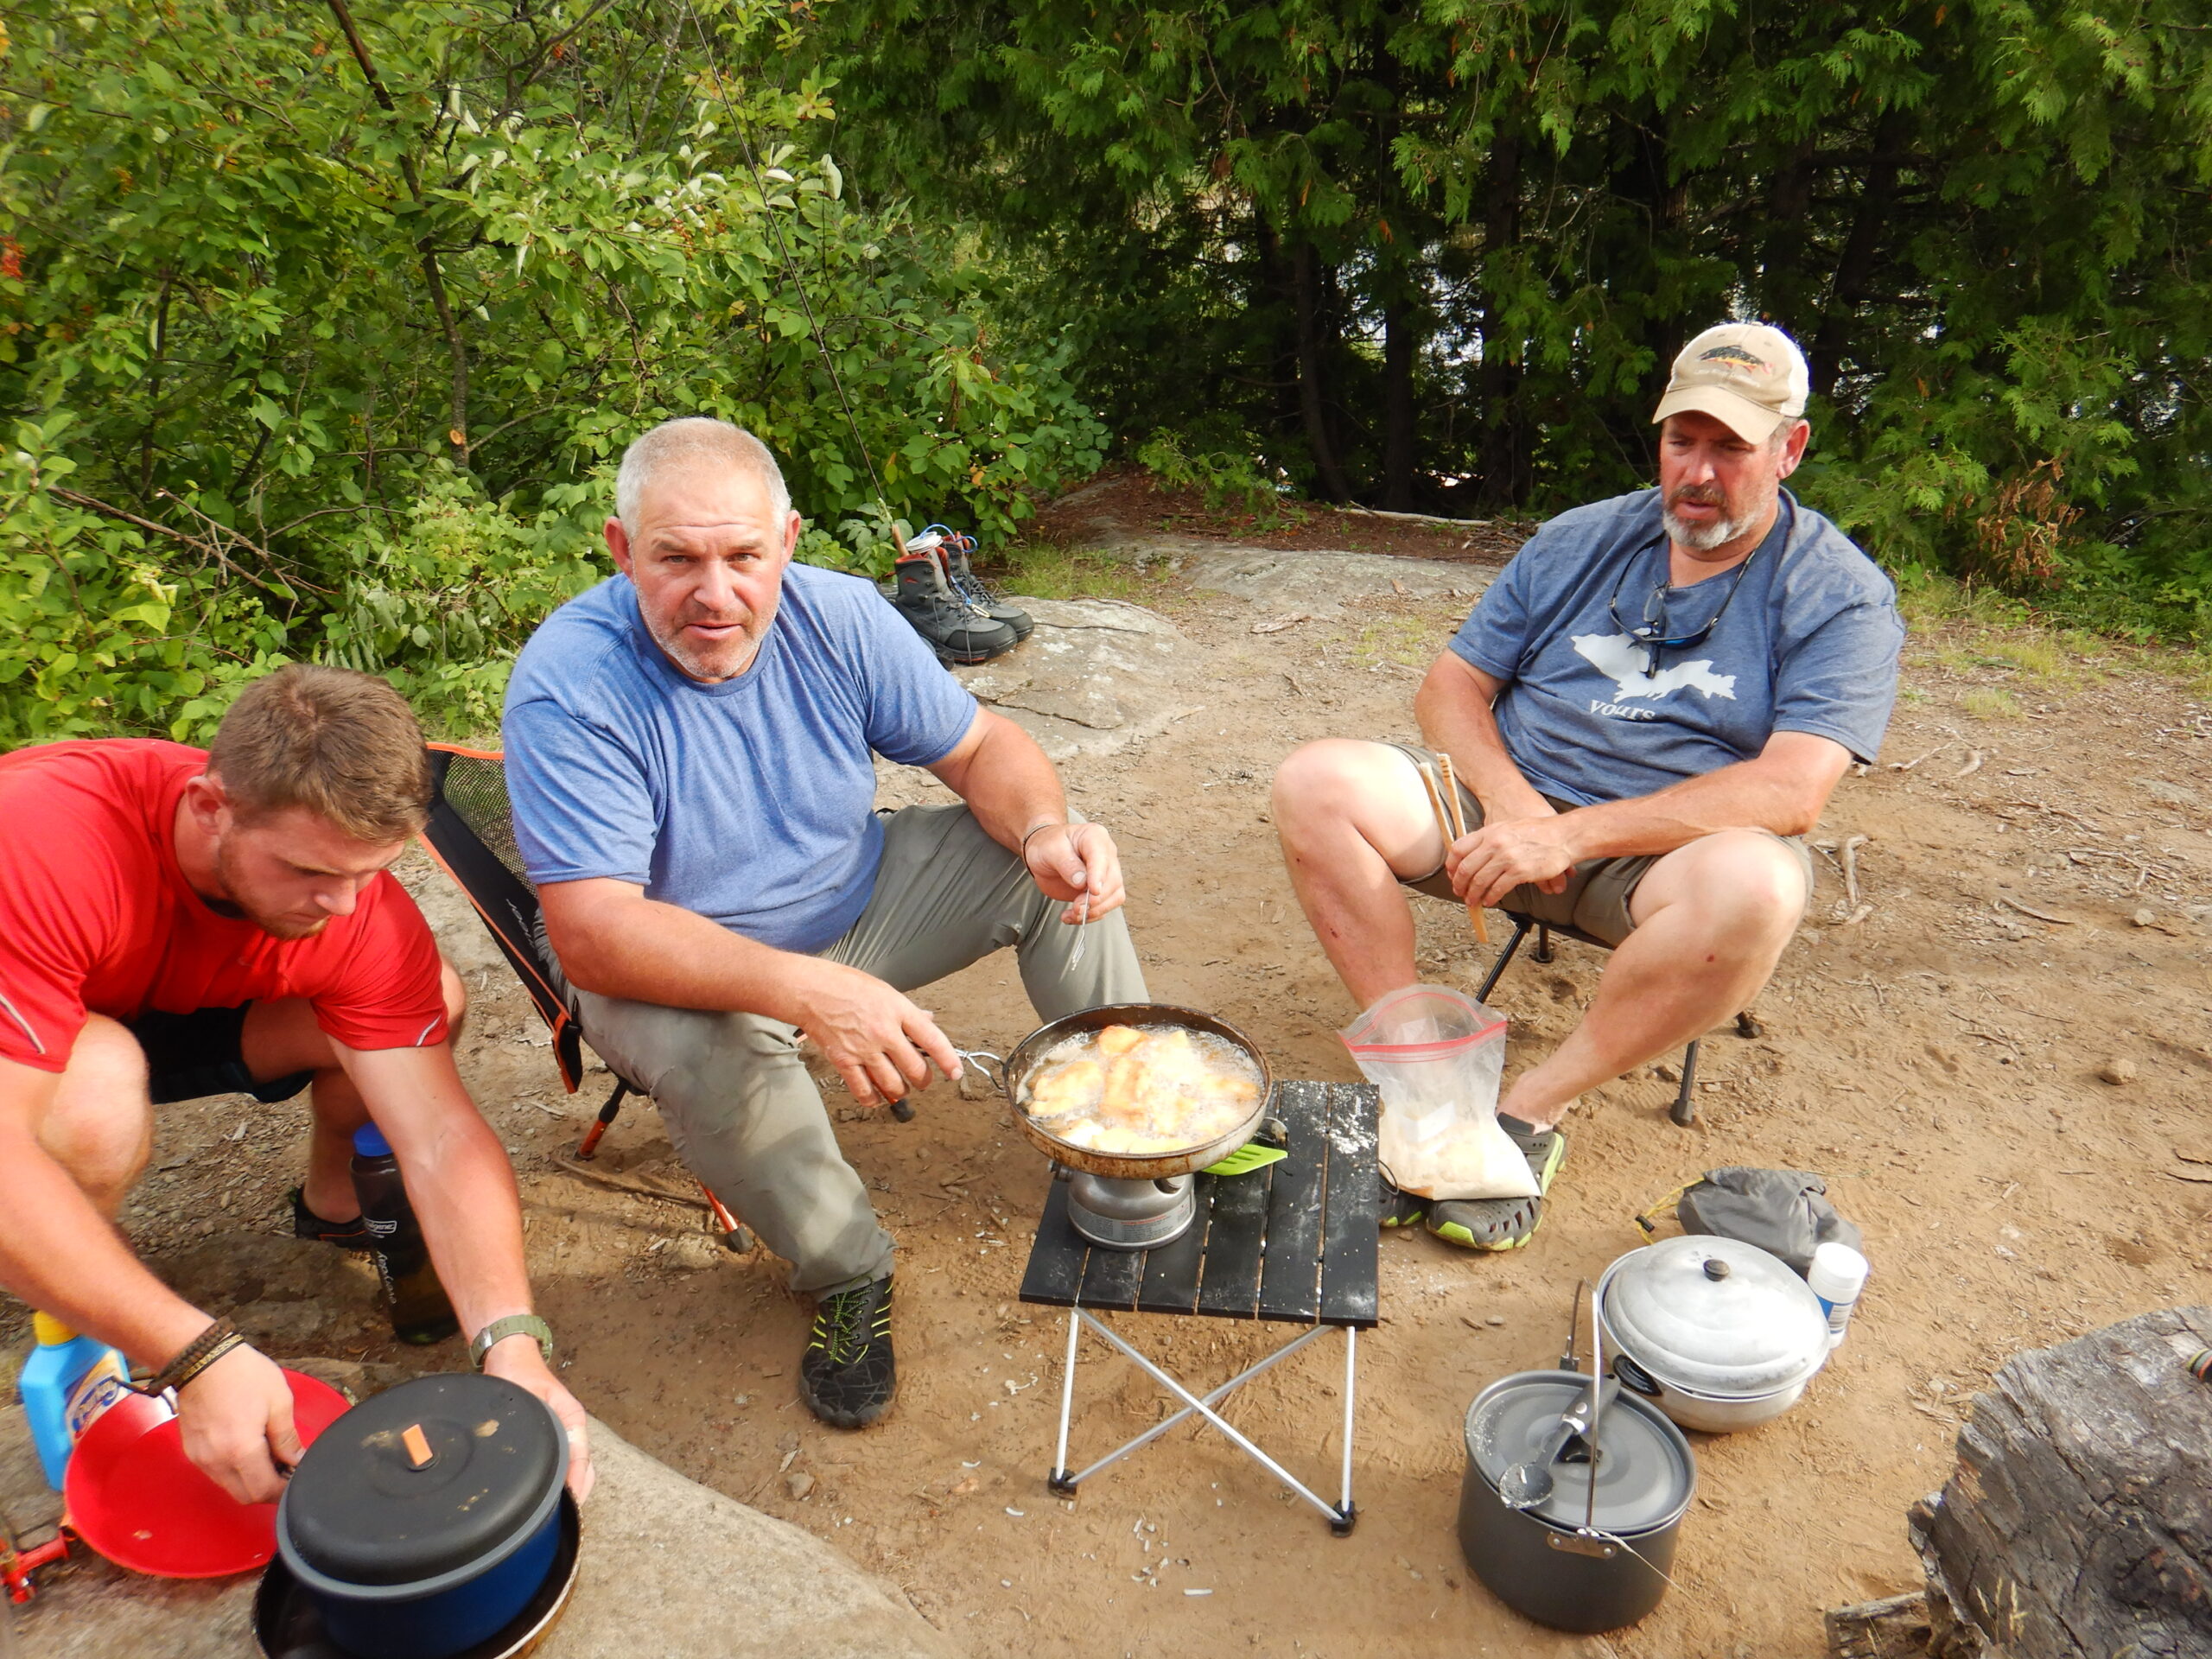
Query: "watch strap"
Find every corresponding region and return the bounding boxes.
[470,1313,554,1370]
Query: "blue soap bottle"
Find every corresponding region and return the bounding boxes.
[20,1313,130,1490]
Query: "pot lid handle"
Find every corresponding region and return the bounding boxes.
[401,1424,435,1468]
[1702,1258,1732,1281]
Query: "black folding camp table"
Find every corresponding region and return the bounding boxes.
[1017,1079,1381,1534]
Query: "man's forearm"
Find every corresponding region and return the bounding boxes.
[1414,655,1550,817]
[543,887,828,1026]
[1557,760,1823,861]
[348,1046,538,1340]
[0,1123,211,1367]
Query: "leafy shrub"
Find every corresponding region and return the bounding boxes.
[0,0,1105,736]
[1135,429,1288,521]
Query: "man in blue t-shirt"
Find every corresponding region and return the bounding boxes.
[1273,322,1903,1253]
[504,418,1146,1429]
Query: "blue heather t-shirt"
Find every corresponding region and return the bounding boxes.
[1449,488,1903,807]
[503,564,978,953]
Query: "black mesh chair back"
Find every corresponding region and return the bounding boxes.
[415,747,747,1240]
[417,745,587,1093]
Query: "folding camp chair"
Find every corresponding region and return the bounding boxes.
[1475,913,1761,1128]
[416,745,751,1246]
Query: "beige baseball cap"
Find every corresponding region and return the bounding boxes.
[1652,322,1809,443]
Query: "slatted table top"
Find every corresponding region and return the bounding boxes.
[1018,1080,1380,1330]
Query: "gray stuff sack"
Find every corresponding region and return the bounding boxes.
[1675,1166,1864,1277]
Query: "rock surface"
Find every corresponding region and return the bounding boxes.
[1175,546,1489,616]
[1052,525,1491,617]
[950,597,1194,762]
[10,1402,962,1659]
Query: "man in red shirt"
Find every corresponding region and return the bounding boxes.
[0,665,590,1502]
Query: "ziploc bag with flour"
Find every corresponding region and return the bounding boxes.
[1339,985,1535,1201]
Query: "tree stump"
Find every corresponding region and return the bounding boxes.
[1908,1305,2212,1658]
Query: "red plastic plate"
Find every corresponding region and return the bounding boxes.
[64,1369,352,1578]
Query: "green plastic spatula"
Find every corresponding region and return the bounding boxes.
[1201,1141,1289,1178]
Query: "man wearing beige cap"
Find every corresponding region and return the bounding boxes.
[1273,321,1903,1251]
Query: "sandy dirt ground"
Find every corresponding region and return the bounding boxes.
[42,505,2212,1659]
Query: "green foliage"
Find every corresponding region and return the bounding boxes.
[818,0,2212,624]
[1134,429,1286,520]
[0,0,1105,735]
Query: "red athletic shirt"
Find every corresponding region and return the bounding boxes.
[0,741,448,1073]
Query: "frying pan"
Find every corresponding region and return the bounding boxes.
[64,1369,351,1579]
[980,1002,1273,1182]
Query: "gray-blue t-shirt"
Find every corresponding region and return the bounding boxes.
[1448,488,1903,808]
[503,564,979,954]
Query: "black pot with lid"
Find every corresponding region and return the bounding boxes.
[1458,1370,1696,1633]
[276,1372,569,1659]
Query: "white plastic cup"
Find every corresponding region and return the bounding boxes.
[1807,1242,1869,1351]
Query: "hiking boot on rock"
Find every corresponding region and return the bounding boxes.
[929,525,1033,642]
[891,546,1019,664]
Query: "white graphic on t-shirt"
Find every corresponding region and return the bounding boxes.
[1569,632,1738,702]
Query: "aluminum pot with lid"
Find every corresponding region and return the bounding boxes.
[1596,1235,1831,1433]
[1457,1370,1696,1632]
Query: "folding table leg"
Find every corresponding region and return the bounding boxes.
[1047,1310,1081,1496]
[1078,1313,1350,1529]
[1056,1325,1331,1493]
[1332,1325,1358,1536]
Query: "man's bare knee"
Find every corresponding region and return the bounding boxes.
[1273,740,1433,862]
[44,1015,153,1205]
[1634,830,1806,946]
[1272,739,1371,824]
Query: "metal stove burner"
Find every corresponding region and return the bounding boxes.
[1065,1171,1196,1251]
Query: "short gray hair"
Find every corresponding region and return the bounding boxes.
[614,417,791,531]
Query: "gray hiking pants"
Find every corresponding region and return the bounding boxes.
[562,804,1147,1295]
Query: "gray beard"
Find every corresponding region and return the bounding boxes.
[643,611,763,683]
[1662,503,1756,551]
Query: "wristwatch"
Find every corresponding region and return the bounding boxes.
[469,1313,555,1370]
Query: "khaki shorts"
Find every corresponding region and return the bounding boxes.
[1382,742,1813,948]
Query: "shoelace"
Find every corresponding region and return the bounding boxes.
[810,1291,867,1363]
[810,1285,888,1363]
[950,567,998,610]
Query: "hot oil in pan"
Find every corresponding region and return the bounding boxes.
[1018,1025,1263,1156]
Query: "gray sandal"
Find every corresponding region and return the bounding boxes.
[1425,1120,1567,1252]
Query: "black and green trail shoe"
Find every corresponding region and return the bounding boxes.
[799,1274,898,1428]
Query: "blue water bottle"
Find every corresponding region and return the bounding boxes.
[20,1313,130,1489]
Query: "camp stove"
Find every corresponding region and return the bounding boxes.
[1058,1169,1197,1251]
[972,1003,1272,1255]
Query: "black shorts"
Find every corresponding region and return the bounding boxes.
[125,1005,314,1106]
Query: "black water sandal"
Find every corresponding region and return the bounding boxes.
[1377,1174,1427,1230]
[289,1186,371,1249]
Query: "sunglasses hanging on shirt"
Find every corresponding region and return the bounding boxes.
[1607,537,1768,675]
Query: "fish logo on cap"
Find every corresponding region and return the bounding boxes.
[1653,321,1810,442]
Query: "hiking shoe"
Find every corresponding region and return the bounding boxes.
[1377,1173,1426,1230]
[930,526,1033,642]
[289,1186,372,1250]
[799,1275,897,1428]
[892,550,1019,664]
[1426,1116,1567,1252]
